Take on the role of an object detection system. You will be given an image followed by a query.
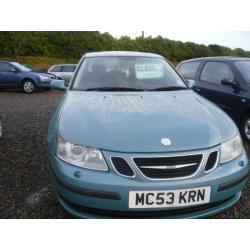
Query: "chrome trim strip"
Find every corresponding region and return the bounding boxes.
[139,163,197,170]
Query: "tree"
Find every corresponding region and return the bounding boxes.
[0,32,249,63]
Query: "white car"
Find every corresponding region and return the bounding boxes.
[48,64,77,85]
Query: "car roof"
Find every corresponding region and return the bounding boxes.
[51,64,76,67]
[180,56,250,64]
[0,60,16,63]
[84,51,163,58]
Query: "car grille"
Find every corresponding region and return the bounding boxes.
[205,151,218,172]
[111,157,135,177]
[133,154,203,179]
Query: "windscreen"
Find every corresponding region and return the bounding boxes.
[72,56,187,91]
[11,62,32,72]
[234,60,250,84]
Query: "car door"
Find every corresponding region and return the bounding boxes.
[195,61,244,120]
[61,65,75,84]
[0,62,21,88]
[48,65,63,79]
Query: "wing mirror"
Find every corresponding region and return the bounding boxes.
[185,79,196,89]
[50,80,66,90]
[64,81,70,87]
[221,79,240,89]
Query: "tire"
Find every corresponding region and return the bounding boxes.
[241,114,250,142]
[22,80,36,94]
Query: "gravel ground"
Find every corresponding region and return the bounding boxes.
[0,89,249,219]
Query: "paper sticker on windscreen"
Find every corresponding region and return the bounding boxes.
[135,64,164,79]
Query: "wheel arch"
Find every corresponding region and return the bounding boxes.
[240,107,250,123]
[21,77,38,87]
[239,107,250,141]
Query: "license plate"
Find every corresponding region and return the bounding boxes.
[129,187,211,209]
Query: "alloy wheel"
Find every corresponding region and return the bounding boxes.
[23,81,34,93]
[244,118,250,140]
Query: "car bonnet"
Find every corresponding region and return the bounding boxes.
[57,90,238,153]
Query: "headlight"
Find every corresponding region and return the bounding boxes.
[39,75,50,81]
[56,137,108,171]
[220,134,243,163]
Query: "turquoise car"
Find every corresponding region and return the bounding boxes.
[48,51,249,218]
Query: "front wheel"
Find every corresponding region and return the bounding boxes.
[241,114,250,142]
[22,80,36,94]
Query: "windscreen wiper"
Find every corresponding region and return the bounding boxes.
[148,86,187,91]
[84,87,145,91]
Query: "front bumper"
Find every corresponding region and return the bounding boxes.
[57,190,242,218]
[49,147,249,218]
[37,80,51,89]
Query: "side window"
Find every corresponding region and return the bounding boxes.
[177,61,200,80]
[200,62,234,84]
[0,62,15,72]
[63,65,75,73]
[50,66,62,72]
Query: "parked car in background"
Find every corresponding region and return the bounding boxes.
[48,51,248,218]
[0,61,54,93]
[48,64,77,85]
[177,57,250,142]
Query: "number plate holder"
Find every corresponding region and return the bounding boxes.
[129,187,211,209]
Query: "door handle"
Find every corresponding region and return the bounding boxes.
[195,87,201,92]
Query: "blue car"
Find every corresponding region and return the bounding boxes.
[48,51,248,218]
[177,57,250,142]
[0,61,54,93]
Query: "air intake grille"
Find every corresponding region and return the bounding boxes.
[133,154,203,179]
[205,151,218,172]
[111,157,134,177]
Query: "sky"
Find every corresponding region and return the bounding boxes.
[109,31,250,51]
